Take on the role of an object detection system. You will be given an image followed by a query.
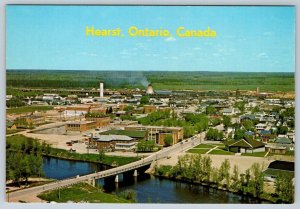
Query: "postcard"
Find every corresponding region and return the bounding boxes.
[5,5,295,204]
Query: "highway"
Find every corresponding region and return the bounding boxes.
[8,128,210,202]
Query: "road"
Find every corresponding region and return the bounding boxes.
[8,126,216,202]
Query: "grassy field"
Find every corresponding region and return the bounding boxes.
[193,144,215,149]
[208,149,235,155]
[37,182,133,203]
[241,152,267,157]
[264,168,294,178]
[187,149,210,154]
[7,70,294,92]
[6,105,53,114]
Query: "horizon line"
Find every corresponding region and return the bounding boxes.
[6,69,295,73]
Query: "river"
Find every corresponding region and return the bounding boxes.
[43,157,270,204]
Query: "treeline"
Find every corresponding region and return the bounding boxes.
[154,154,294,203]
[7,70,294,91]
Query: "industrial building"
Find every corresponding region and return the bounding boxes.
[65,120,96,132]
[85,114,111,128]
[90,134,136,151]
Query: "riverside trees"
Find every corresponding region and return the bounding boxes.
[6,135,44,186]
[154,154,294,203]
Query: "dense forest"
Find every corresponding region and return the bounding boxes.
[6,70,294,91]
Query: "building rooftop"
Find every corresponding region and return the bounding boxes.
[100,130,147,138]
[66,121,95,125]
[224,138,265,149]
[93,135,133,142]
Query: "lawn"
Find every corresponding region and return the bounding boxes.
[241,152,267,157]
[187,149,210,154]
[37,182,134,203]
[193,144,215,149]
[6,105,53,114]
[208,149,235,155]
[264,168,294,178]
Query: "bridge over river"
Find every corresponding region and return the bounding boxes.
[8,130,209,202]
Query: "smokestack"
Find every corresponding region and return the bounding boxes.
[146,84,154,94]
[256,87,260,96]
[100,82,104,98]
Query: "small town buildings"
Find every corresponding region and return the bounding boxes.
[224,138,265,153]
[65,121,96,132]
[125,125,184,146]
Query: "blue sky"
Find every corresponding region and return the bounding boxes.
[6,6,295,72]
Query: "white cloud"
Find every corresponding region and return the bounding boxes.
[165,37,176,42]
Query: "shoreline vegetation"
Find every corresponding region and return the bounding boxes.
[151,154,294,204]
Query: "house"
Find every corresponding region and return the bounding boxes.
[222,108,240,116]
[274,137,293,150]
[224,138,265,153]
[259,130,274,143]
[265,145,286,155]
[240,114,256,122]
[255,123,267,131]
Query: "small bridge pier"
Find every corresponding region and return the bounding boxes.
[88,164,151,188]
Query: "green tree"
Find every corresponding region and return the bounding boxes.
[250,163,264,197]
[164,135,173,146]
[235,101,245,113]
[218,159,231,188]
[206,105,217,115]
[223,115,232,128]
[234,128,246,140]
[231,165,239,191]
[242,120,254,131]
[98,148,106,163]
[275,173,294,203]
[140,96,150,105]
[124,105,134,112]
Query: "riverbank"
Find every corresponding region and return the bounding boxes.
[151,164,290,204]
[37,182,135,203]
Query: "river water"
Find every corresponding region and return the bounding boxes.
[43,157,270,204]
